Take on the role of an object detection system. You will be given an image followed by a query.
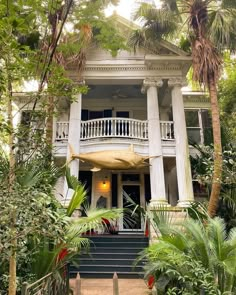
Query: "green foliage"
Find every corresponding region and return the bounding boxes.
[65,167,87,217]
[128,2,179,53]
[143,216,236,294]
[191,144,236,186]
[65,166,123,235]
[0,152,67,293]
[191,143,236,229]
[179,35,191,53]
[25,166,123,286]
[218,56,236,142]
[66,0,127,57]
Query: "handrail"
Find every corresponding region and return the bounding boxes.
[21,264,69,295]
[81,118,148,140]
[55,118,175,141]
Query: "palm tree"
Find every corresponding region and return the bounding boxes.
[129,0,236,217]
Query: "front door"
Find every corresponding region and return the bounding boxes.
[122,185,141,230]
[118,173,145,232]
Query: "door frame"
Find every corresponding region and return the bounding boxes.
[117,173,145,232]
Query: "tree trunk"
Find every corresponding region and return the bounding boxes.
[207,75,223,217]
[46,95,54,145]
[7,77,17,295]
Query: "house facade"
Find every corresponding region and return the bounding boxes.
[52,21,211,231]
[18,16,211,232]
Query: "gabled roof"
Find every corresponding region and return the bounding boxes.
[109,12,190,57]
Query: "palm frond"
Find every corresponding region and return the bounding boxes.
[67,207,122,237]
[147,205,176,237]
[208,7,236,51]
[15,158,63,188]
[66,183,87,217]
[65,166,80,190]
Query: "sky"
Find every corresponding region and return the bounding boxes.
[105,0,162,20]
[105,0,137,19]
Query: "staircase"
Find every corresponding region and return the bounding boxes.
[70,234,149,279]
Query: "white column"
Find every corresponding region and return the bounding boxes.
[143,78,167,205]
[66,93,82,177]
[63,93,82,204]
[169,78,194,206]
[52,115,57,142]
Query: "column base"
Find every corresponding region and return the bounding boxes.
[149,199,170,208]
[177,200,194,207]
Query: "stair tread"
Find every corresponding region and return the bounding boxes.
[80,260,141,261]
[85,247,144,249]
[78,264,143,268]
[78,252,137,256]
[71,270,144,275]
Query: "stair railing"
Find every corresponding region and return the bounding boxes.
[21,264,69,295]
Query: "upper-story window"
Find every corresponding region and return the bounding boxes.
[185,109,212,145]
[20,111,45,136]
[82,109,113,120]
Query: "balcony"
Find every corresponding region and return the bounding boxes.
[55,118,175,142]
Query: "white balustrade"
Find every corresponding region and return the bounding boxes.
[160,121,174,140]
[55,119,174,141]
[56,121,69,140]
[81,118,149,140]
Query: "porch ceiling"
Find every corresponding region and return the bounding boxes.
[84,85,145,99]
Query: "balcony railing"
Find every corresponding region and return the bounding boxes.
[81,118,148,140]
[55,118,174,141]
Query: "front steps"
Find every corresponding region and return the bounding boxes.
[70,234,149,278]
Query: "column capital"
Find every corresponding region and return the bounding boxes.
[168,77,188,88]
[141,78,163,93]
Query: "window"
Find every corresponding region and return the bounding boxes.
[121,174,140,182]
[18,111,45,157]
[185,109,212,145]
[20,111,45,139]
[201,110,213,144]
[81,109,113,121]
[185,110,201,144]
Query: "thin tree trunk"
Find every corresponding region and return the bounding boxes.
[7,74,17,295]
[46,95,54,145]
[207,75,222,217]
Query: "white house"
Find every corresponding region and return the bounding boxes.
[18,15,211,232]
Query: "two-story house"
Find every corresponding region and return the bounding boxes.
[18,15,210,233]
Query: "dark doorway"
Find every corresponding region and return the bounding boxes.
[79,171,92,205]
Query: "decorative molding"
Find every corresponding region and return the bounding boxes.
[168,77,188,88]
[68,64,183,73]
[183,95,209,103]
[141,78,163,93]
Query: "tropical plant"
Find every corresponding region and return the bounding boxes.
[218,54,236,143]
[191,143,236,230]
[28,167,123,280]
[129,0,236,217]
[142,217,236,294]
[0,151,67,294]
[65,167,123,237]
